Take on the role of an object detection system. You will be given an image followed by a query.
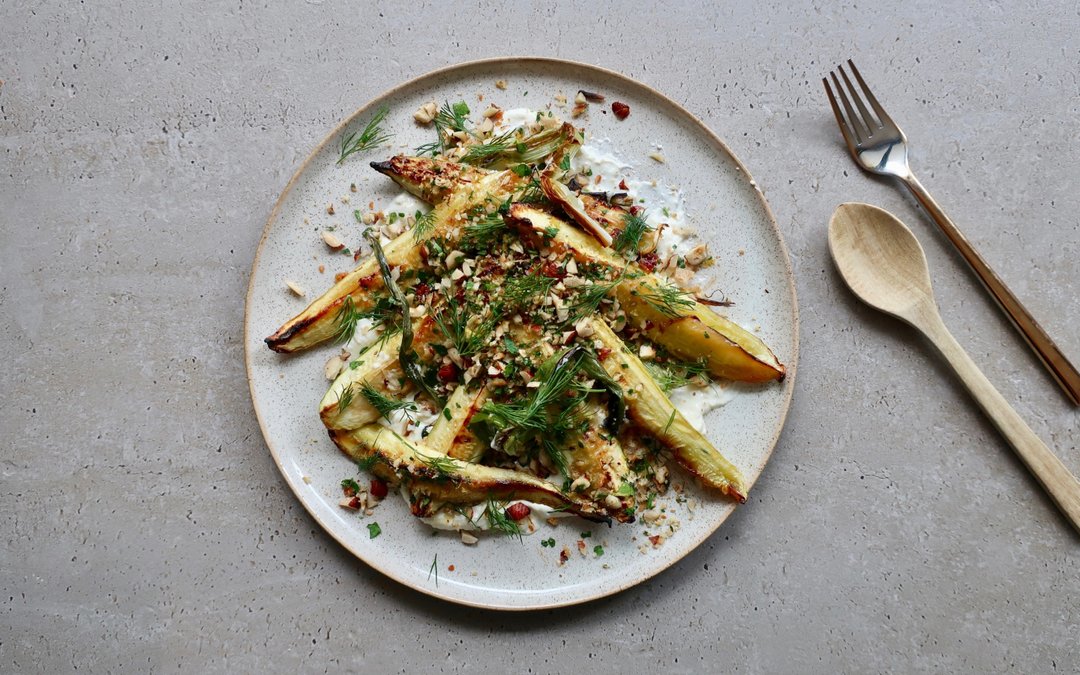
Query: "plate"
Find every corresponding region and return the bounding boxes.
[244,57,798,610]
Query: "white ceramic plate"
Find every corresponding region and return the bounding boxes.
[245,57,798,610]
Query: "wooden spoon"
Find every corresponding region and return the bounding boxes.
[828,202,1080,533]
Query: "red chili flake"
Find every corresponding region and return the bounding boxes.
[649,535,663,547]
[347,496,361,509]
[437,363,458,383]
[638,252,659,272]
[618,179,629,191]
[540,260,563,278]
[447,564,455,572]
[334,272,349,283]
[559,548,570,563]
[506,502,531,521]
[611,101,630,120]
[597,347,613,361]
[369,479,388,499]
[357,273,380,289]
[413,282,432,298]
[629,205,643,216]
[342,484,357,498]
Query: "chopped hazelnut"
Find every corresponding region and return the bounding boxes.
[326,204,335,215]
[324,355,344,380]
[285,280,306,297]
[460,531,479,545]
[413,101,438,124]
[570,476,590,492]
[321,231,344,249]
[495,79,508,90]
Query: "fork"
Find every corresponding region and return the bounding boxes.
[823,60,1080,406]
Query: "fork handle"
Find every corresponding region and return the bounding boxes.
[919,312,1080,534]
[902,174,1080,406]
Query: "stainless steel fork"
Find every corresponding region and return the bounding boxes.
[824,60,1080,406]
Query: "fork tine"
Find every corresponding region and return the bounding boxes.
[846,60,894,130]
[822,77,858,152]
[838,64,879,134]
[830,71,867,143]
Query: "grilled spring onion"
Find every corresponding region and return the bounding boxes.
[362,228,444,407]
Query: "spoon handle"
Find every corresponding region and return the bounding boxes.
[903,174,1080,406]
[919,313,1080,533]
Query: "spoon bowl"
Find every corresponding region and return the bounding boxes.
[827,202,1080,534]
[828,202,936,327]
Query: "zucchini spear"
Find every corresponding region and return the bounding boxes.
[328,425,619,523]
[265,169,521,353]
[507,204,786,383]
[589,317,747,500]
[423,384,490,462]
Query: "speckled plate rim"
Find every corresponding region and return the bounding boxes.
[244,56,799,610]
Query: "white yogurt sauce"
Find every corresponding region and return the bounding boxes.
[667,381,734,433]
[385,191,430,219]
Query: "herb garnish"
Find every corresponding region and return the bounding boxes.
[612,211,652,258]
[411,209,437,242]
[635,279,695,317]
[367,522,382,539]
[338,106,391,164]
[417,101,471,156]
[484,498,523,540]
[433,294,499,357]
[644,359,709,392]
[336,383,356,413]
[360,382,417,422]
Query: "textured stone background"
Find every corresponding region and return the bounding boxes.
[2,1,1078,672]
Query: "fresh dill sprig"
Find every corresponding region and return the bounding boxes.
[460,127,519,165]
[411,209,437,242]
[428,553,439,586]
[359,382,417,422]
[433,295,499,357]
[542,438,570,476]
[567,273,624,321]
[356,454,383,472]
[461,211,506,248]
[337,383,356,413]
[416,450,457,479]
[484,498,523,540]
[416,101,471,155]
[644,359,709,392]
[504,272,555,308]
[338,106,391,164]
[472,345,621,462]
[515,177,546,204]
[334,296,364,343]
[635,279,695,317]
[612,211,652,258]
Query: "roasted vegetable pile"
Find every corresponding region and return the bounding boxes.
[266,104,785,533]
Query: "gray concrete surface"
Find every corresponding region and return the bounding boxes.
[3,1,1078,672]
